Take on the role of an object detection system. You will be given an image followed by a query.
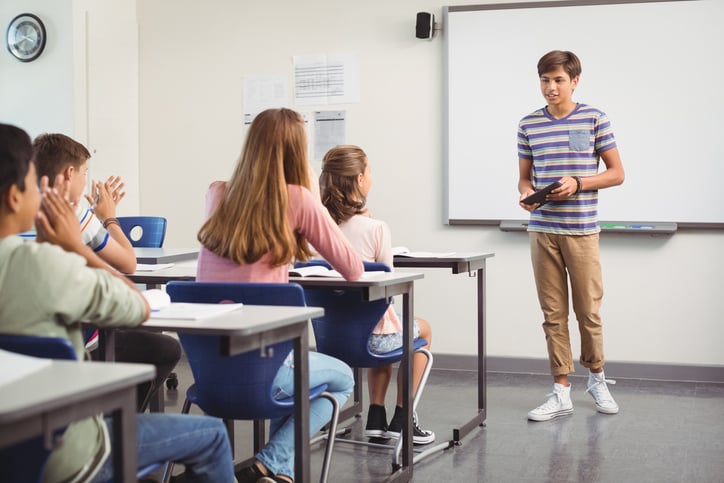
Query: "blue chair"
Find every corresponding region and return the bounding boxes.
[117,216,167,248]
[0,335,75,483]
[0,334,165,482]
[117,215,178,394]
[294,261,435,468]
[165,281,340,483]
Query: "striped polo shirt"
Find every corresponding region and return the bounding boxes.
[517,103,617,235]
[20,197,109,251]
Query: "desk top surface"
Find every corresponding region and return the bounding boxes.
[393,252,494,272]
[140,304,323,334]
[0,360,154,421]
[129,264,428,287]
[128,261,197,283]
[289,270,423,287]
[134,247,199,264]
[393,251,494,263]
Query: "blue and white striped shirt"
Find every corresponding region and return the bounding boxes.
[518,103,616,235]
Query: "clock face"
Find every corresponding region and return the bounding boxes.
[6,13,46,62]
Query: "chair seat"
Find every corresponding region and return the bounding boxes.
[365,338,429,364]
[186,382,330,414]
[137,462,163,479]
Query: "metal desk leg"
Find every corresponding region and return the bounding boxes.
[452,265,487,443]
[293,329,311,483]
[388,283,414,482]
[111,387,138,483]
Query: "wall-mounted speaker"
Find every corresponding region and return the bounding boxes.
[416,12,434,39]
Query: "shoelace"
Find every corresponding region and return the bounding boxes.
[535,390,566,412]
[585,377,616,402]
[412,411,432,435]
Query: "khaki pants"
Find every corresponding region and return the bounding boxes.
[530,232,605,376]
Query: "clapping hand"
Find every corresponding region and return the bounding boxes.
[86,176,125,221]
[36,178,85,253]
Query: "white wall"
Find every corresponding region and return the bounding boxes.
[1,0,140,213]
[0,0,74,137]
[4,1,722,368]
[135,0,723,368]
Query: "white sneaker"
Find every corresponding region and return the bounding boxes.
[586,371,619,414]
[528,383,574,422]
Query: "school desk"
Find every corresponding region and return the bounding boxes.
[289,271,425,483]
[393,251,495,443]
[133,247,199,264]
[0,359,154,483]
[126,260,197,288]
[101,303,323,482]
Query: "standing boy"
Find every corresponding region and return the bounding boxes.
[0,122,235,482]
[517,50,625,421]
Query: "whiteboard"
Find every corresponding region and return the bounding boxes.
[444,0,724,226]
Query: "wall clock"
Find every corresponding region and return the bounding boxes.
[6,13,47,62]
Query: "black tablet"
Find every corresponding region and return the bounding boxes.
[521,181,562,206]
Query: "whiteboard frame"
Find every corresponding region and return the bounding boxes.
[443,0,724,229]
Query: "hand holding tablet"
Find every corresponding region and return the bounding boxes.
[521,181,562,206]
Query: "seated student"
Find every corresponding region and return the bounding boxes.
[0,123,235,483]
[32,133,135,273]
[32,132,181,411]
[196,108,364,483]
[320,145,435,445]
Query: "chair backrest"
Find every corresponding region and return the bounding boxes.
[296,261,397,368]
[0,334,77,483]
[165,281,307,420]
[0,334,76,360]
[117,216,167,247]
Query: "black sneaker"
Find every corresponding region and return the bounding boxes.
[235,464,264,483]
[364,404,388,438]
[385,406,436,445]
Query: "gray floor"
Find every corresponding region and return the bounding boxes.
[161,362,724,483]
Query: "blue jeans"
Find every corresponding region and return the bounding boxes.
[93,413,234,483]
[256,351,354,479]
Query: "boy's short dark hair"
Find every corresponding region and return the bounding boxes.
[33,133,91,183]
[537,50,582,79]
[0,123,33,198]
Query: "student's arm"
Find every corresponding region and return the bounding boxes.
[37,186,150,319]
[307,162,322,202]
[375,220,394,269]
[86,176,137,274]
[547,147,625,201]
[292,186,363,280]
[518,158,538,212]
[581,147,625,190]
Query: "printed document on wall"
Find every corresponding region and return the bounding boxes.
[293,54,360,105]
[243,76,289,122]
[314,110,346,161]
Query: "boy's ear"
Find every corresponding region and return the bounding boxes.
[63,165,74,180]
[3,183,22,214]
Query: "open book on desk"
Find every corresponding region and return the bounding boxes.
[392,246,456,258]
[288,266,343,278]
[288,266,389,279]
[149,303,244,320]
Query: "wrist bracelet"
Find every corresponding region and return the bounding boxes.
[573,176,582,194]
[103,217,120,229]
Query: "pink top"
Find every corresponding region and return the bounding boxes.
[197,181,363,283]
[338,213,401,335]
